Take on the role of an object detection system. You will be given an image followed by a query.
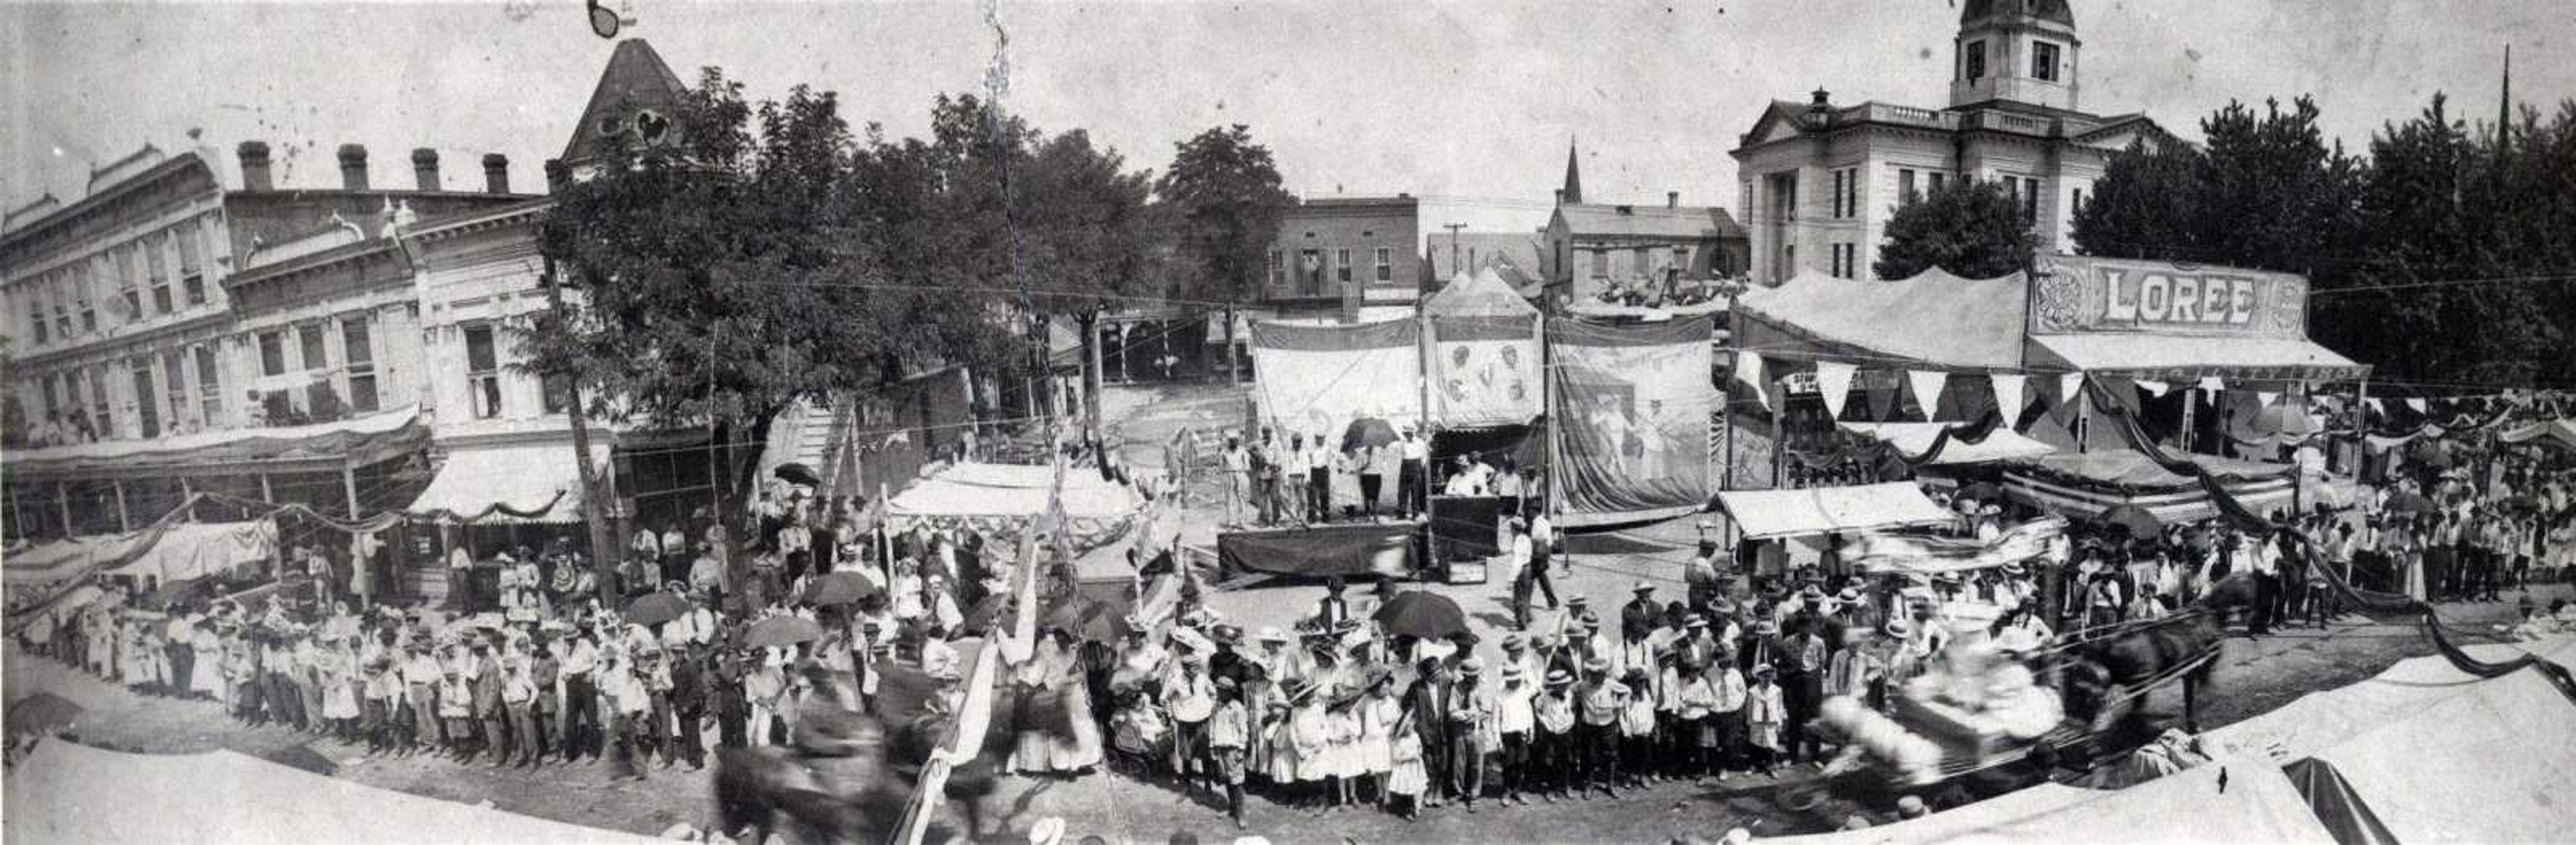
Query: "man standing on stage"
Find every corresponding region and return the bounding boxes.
[1399,427,1429,518]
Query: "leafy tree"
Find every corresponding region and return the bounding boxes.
[531,70,924,587]
[1872,179,2036,280]
[2078,92,2576,390]
[1157,126,1293,382]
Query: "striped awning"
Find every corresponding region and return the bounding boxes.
[2002,449,2296,524]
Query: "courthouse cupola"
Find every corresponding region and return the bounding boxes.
[1950,0,2084,112]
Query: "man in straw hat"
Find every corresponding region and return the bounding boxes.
[1574,655,1629,799]
[1445,657,1495,811]
[1493,661,1540,805]
[1532,667,1578,801]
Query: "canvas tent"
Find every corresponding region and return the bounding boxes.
[1713,482,1957,541]
[1424,268,1544,429]
[1770,752,2336,845]
[886,461,1144,553]
[1550,315,1717,526]
[2497,417,2576,451]
[3,740,664,844]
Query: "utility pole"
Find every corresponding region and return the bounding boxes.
[1444,223,1468,276]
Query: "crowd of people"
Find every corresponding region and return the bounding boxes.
[13,486,1016,789]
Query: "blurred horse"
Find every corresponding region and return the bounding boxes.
[712,663,1020,844]
[2061,572,2259,737]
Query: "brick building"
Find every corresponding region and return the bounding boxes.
[1542,143,1749,304]
[1260,195,1422,319]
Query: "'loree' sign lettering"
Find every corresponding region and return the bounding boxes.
[2027,254,2308,339]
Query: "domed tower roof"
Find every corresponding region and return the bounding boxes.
[1960,0,2075,27]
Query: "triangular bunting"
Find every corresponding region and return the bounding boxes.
[1906,370,1950,422]
[1814,361,1856,420]
[1988,374,2028,426]
[2197,376,2225,396]
[2404,398,2426,414]
[2255,390,2279,408]
[1864,385,1898,422]
[2057,373,2084,409]
[2136,379,2171,398]
[1735,353,1768,412]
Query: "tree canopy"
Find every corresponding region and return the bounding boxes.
[2074,93,2576,389]
[1872,179,2037,280]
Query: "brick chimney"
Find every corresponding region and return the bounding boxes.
[544,159,570,192]
[481,154,511,194]
[1668,191,1680,209]
[237,141,273,191]
[337,144,369,190]
[411,148,441,191]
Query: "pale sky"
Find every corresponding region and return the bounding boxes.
[6,1,2569,241]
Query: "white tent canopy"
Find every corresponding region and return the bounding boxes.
[887,462,1140,520]
[5,740,663,844]
[1715,482,1957,541]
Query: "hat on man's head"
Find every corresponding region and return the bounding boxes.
[1501,632,1526,651]
[1632,581,1656,594]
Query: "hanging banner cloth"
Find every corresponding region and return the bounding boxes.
[1550,315,1716,526]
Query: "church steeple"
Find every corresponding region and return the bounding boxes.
[1559,140,1582,206]
[2498,44,2513,158]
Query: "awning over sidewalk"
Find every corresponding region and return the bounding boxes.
[2026,334,2370,382]
[3,534,148,587]
[1715,482,1957,541]
[1837,422,2057,465]
[1,406,428,481]
[406,443,610,524]
[102,520,278,582]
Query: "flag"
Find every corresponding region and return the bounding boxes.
[1989,374,2028,426]
[1735,353,1768,412]
[1906,370,1949,422]
[1814,361,1856,420]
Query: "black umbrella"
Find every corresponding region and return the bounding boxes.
[774,462,823,488]
[802,571,881,607]
[2386,491,2443,516]
[622,591,692,627]
[2097,504,2163,537]
[7,692,83,734]
[1371,590,1468,640]
[1342,417,1401,453]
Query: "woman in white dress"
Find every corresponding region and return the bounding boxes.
[2399,518,2428,602]
[1358,673,1399,808]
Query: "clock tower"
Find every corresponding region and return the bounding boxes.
[1950,0,2083,113]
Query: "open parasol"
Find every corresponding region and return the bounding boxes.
[802,571,881,607]
[1371,590,1468,640]
[622,591,693,627]
[740,615,826,649]
[773,462,823,488]
[1342,417,1401,453]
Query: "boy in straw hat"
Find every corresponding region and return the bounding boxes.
[1532,667,1578,801]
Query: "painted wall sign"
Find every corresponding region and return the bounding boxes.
[2027,254,2309,339]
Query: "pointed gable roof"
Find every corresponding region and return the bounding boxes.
[561,39,690,165]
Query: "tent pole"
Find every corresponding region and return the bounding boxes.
[2180,383,2198,454]
[113,480,130,532]
[56,483,72,536]
[1723,292,1739,493]
[1417,299,1433,523]
[1770,382,1785,489]
[258,472,274,503]
[343,462,363,518]
[2076,376,2092,455]
[2355,376,2371,479]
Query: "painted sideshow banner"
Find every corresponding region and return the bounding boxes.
[1550,315,1716,521]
